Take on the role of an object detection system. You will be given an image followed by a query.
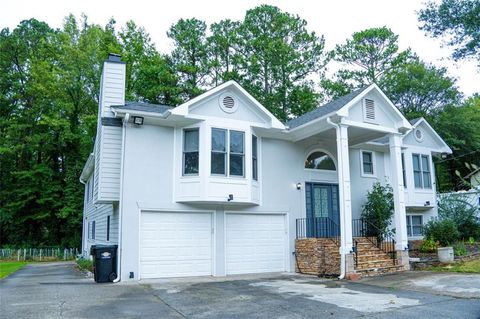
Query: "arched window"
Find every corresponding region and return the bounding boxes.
[305,151,336,171]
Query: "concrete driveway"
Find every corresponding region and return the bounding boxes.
[1,262,479,319]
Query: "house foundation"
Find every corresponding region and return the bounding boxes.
[295,238,340,276]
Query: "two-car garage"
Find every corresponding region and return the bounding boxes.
[139,211,287,279]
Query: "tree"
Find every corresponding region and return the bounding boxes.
[418,0,480,64]
[381,57,461,118]
[323,27,411,99]
[235,5,327,121]
[167,18,209,100]
[208,19,242,86]
[432,96,480,190]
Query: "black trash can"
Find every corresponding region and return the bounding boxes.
[90,245,118,283]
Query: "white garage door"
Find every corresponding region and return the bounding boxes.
[140,212,212,279]
[226,213,287,275]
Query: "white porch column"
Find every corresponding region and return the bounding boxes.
[389,134,408,251]
[336,124,353,255]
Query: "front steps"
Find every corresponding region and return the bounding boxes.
[353,237,405,276]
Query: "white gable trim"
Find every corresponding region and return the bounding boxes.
[80,153,95,183]
[336,83,412,130]
[409,118,452,154]
[170,80,285,130]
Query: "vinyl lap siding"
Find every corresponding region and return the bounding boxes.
[98,125,122,201]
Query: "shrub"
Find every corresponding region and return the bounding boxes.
[453,242,468,256]
[76,257,93,273]
[468,237,476,245]
[423,219,460,247]
[438,194,480,240]
[419,238,438,253]
[361,182,394,241]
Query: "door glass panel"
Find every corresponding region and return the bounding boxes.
[313,187,328,218]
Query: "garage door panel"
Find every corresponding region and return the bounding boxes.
[140,212,212,279]
[226,214,286,275]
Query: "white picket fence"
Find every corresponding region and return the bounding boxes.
[0,248,79,261]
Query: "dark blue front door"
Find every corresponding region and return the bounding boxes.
[305,183,340,237]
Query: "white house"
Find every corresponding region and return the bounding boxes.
[80,54,452,281]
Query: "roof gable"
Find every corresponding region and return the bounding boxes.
[287,84,411,131]
[403,118,452,153]
[171,81,285,129]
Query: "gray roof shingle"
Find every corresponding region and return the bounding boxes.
[111,101,173,114]
[286,86,369,129]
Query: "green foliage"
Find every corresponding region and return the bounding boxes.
[381,57,461,117]
[361,182,394,240]
[468,237,476,245]
[167,18,209,100]
[432,97,480,191]
[323,26,411,98]
[423,219,460,246]
[418,0,480,63]
[76,258,93,273]
[438,194,480,239]
[453,242,468,256]
[419,238,438,253]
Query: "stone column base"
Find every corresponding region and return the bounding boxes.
[396,250,410,271]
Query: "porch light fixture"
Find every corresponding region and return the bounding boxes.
[296,182,302,190]
[133,116,144,125]
[424,201,430,206]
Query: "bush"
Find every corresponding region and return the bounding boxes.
[361,182,394,241]
[453,242,468,256]
[76,258,93,273]
[419,238,438,253]
[423,219,460,247]
[438,194,480,240]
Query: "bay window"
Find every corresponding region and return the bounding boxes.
[252,135,258,180]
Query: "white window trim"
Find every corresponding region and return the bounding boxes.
[304,149,337,172]
[360,150,377,178]
[182,127,200,176]
[209,128,245,178]
[412,153,432,189]
[406,214,424,238]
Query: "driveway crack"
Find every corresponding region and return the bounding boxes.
[140,284,188,318]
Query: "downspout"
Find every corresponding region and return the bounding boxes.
[326,117,346,280]
[113,112,129,283]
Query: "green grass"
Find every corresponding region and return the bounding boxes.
[0,261,28,279]
[426,259,480,273]
[75,258,93,273]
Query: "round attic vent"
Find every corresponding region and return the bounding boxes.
[219,93,238,113]
[223,96,235,109]
[414,128,424,142]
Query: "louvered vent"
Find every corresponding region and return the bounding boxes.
[364,99,375,121]
[222,96,235,109]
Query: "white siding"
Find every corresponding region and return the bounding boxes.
[82,174,119,257]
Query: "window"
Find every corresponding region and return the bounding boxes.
[229,131,244,176]
[92,221,96,240]
[305,151,336,170]
[87,221,90,240]
[361,151,374,175]
[106,216,110,242]
[210,129,245,177]
[183,128,199,175]
[412,154,431,189]
[211,128,227,175]
[401,153,407,188]
[252,135,258,180]
[406,215,423,237]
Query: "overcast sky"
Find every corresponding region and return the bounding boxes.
[3,0,479,96]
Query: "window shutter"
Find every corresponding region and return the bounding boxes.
[364,99,375,121]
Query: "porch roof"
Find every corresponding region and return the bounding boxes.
[286,86,369,129]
